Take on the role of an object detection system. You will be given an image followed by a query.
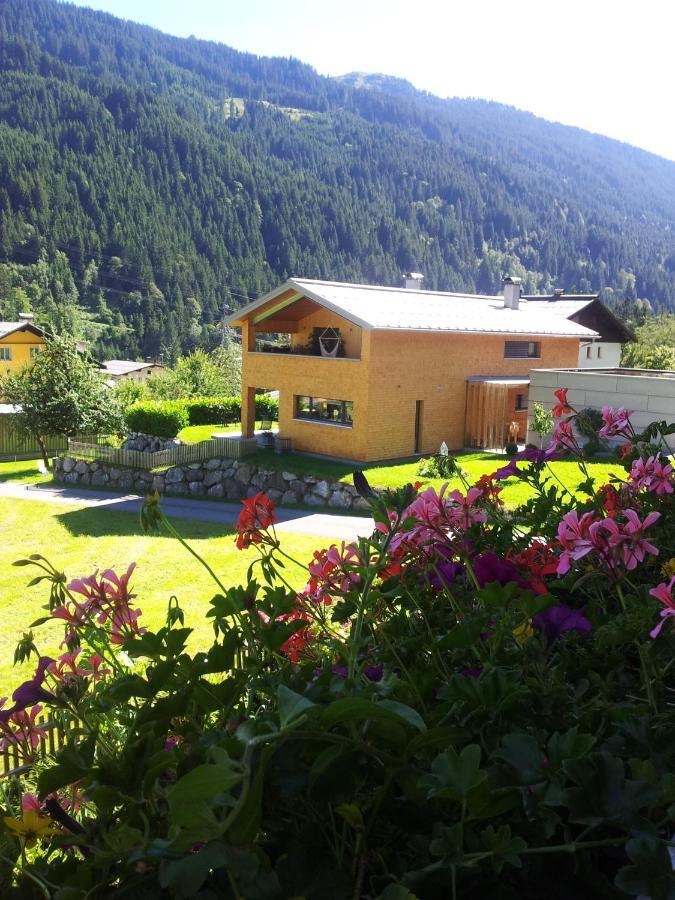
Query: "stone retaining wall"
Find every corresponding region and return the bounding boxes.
[52,456,370,511]
[121,432,180,452]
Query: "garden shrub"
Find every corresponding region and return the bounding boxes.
[183,396,241,425]
[418,447,465,479]
[254,393,278,421]
[504,439,519,456]
[4,388,675,897]
[125,400,188,438]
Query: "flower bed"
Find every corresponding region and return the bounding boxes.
[1,391,675,898]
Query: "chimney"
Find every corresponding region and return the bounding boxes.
[18,312,34,321]
[502,275,522,310]
[403,271,424,290]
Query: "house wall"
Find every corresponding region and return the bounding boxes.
[527,368,675,449]
[0,330,45,374]
[241,313,580,461]
[241,324,372,460]
[577,342,622,369]
[361,332,579,459]
[110,365,164,382]
[290,309,362,358]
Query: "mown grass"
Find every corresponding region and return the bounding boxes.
[255,449,625,509]
[0,498,321,692]
[178,422,277,444]
[0,458,51,485]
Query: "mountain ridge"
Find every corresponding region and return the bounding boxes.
[0,0,673,359]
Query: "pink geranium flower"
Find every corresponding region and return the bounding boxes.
[630,454,674,496]
[599,406,633,440]
[649,577,675,638]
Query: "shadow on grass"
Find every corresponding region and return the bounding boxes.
[55,505,234,540]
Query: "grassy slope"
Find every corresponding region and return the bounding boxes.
[0,498,322,691]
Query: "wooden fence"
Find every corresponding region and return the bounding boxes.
[67,435,258,470]
[0,714,74,780]
[0,414,107,461]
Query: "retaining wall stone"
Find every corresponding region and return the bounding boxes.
[52,457,368,512]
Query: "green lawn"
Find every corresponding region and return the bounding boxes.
[178,422,277,444]
[0,458,51,485]
[0,498,322,692]
[254,449,624,509]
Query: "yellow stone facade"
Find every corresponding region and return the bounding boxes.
[238,296,580,463]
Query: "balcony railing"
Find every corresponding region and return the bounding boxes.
[252,341,359,360]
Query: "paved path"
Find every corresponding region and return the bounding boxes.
[0,481,374,541]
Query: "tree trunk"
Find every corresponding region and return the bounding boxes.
[36,434,51,471]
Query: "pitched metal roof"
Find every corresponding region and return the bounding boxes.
[101,359,161,376]
[227,278,599,338]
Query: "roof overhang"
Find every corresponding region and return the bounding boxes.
[0,322,47,341]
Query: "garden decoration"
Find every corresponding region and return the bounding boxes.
[1,389,675,898]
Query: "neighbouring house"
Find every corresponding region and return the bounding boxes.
[0,315,47,374]
[527,367,675,449]
[101,359,165,382]
[226,276,604,462]
[523,290,633,368]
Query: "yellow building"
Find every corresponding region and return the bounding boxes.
[227,276,599,463]
[0,318,47,375]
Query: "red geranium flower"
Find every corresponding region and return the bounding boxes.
[552,387,573,418]
[235,492,277,550]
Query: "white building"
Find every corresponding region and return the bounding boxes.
[524,292,633,369]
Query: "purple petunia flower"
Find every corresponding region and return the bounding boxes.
[0,656,57,724]
[473,553,530,589]
[532,604,592,642]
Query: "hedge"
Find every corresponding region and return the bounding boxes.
[125,401,189,438]
[125,396,279,431]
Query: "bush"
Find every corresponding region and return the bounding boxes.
[183,396,241,425]
[125,400,188,438]
[418,448,464,479]
[6,397,675,897]
[255,393,278,421]
[504,440,519,456]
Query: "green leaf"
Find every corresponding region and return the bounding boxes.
[378,700,427,734]
[167,758,242,828]
[322,697,426,733]
[277,684,316,729]
[159,841,229,898]
[479,824,527,873]
[334,803,363,829]
[37,731,97,797]
[421,745,486,801]
[376,884,420,899]
[228,746,273,846]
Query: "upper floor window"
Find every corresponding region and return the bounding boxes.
[30,346,42,359]
[504,341,540,359]
[0,347,11,361]
[296,395,353,426]
[515,393,528,411]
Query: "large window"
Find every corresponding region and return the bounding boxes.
[0,347,11,361]
[504,341,540,359]
[30,346,42,359]
[296,395,353,427]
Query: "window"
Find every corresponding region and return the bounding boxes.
[0,347,11,361]
[586,345,592,359]
[504,341,540,359]
[295,396,353,427]
[515,393,528,411]
[30,346,42,359]
[597,346,602,358]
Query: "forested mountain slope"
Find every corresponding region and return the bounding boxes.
[0,0,674,359]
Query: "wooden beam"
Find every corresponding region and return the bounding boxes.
[252,293,301,324]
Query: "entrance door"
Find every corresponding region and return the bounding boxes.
[414,400,423,454]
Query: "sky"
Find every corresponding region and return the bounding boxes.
[66,0,675,162]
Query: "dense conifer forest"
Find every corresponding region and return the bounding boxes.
[1,0,674,359]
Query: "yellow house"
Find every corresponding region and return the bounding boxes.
[226,276,599,463]
[0,318,47,375]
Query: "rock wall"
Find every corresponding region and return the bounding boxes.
[121,432,180,452]
[52,456,371,511]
